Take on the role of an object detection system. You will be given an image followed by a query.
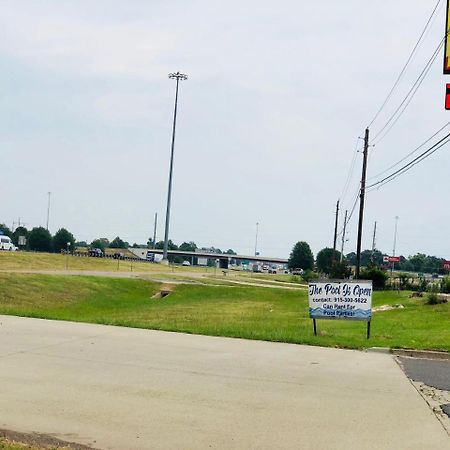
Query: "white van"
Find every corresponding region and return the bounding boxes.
[0,235,17,251]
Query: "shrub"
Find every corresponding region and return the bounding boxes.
[302,270,319,283]
[359,267,388,290]
[441,276,450,294]
[427,284,443,305]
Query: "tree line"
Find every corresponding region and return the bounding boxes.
[0,224,237,258]
[288,241,448,277]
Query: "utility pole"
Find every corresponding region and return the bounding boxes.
[355,128,369,278]
[340,209,348,263]
[372,221,377,252]
[332,200,340,263]
[46,192,51,231]
[371,221,377,265]
[392,216,399,274]
[153,212,158,249]
[162,72,188,262]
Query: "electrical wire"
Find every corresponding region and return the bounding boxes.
[339,137,361,204]
[371,32,447,144]
[366,131,450,191]
[367,121,450,181]
[367,0,442,129]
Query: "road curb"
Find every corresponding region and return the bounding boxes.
[392,349,450,361]
[367,347,450,360]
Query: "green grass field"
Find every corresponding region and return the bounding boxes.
[0,251,210,274]
[0,272,449,351]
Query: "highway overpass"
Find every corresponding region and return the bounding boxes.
[129,248,288,268]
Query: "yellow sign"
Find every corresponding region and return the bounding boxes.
[445,0,450,73]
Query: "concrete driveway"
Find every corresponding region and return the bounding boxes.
[0,315,448,450]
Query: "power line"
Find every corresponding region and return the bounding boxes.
[367,121,450,181]
[366,131,450,191]
[339,136,361,204]
[367,0,442,129]
[371,31,447,144]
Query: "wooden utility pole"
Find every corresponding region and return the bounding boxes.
[332,200,340,263]
[355,128,369,278]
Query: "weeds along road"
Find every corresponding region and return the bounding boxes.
[0,315,449,450]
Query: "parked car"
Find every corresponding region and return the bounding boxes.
[182,260,191,266]
[268,268,277,274]
[0,235,17,251]
[292,268,304,275]
[89,248,104,257]
[113,252,125,260]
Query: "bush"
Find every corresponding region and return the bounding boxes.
[441,276,450,294]
[427,284,443,305]
[359,267,388,290]
[329,261,352,279]
[302,270,319,283]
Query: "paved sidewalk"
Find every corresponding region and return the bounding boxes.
[0,315,448,450]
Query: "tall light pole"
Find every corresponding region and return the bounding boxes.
[392,216,399,274]
[162,71,188,262]
[254,222,259,256]
[153,212,158,249]
[46,192,51,231]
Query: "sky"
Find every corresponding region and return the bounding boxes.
[1,0,449,259]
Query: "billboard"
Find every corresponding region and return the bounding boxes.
[383,255,400,263]
[308,281,372,321]
[443,260,450,270]
[445,0,450,73]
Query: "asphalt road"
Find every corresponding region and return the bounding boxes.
[0,315,449,450]
[399,357,450,391]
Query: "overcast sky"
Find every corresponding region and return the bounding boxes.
[1,0,449,258]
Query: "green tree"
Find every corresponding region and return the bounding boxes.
[288,241,314,270]
[12,226,29,247]
[409,253,427,272]
[179,241,197,252]
[316,248,343,274]
[90,238,110,252]
[155,240,178,250]
[0,224,12,237]
[28,227,52,252]
[53,228,76,253]
[110,236,128,249]
[346,252,356,266]
[329,260,352,279]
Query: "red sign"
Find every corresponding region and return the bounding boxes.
[383,256,400,263]
[446,84,450,110]
[443,260,450,270]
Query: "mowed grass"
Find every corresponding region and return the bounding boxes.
[0,251,209,274]
[0,272,449,351]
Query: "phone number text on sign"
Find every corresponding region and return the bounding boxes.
[308,281,372,321]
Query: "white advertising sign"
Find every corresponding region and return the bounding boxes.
[308,280,372,321]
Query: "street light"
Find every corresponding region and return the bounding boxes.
[162,71,188,262]
[66,241,70,270]
[254,222,259,256]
